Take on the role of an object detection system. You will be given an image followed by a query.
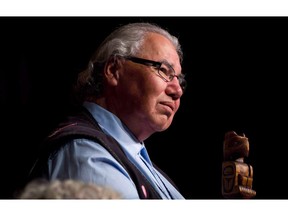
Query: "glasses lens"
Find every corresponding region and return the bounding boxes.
[180,78,187,92]
[157,62,175,82]
[158,62,187,92]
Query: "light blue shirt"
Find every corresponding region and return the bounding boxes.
[46,101,184,199]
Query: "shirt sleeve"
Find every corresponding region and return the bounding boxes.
[47,138,140,199]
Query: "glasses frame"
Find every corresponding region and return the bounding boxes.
[124,56,187,92]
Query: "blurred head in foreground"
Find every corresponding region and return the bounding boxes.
[17,179,122,199]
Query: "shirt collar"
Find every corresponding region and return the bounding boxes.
[83,101,143,157]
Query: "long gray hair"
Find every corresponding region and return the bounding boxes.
[74,22,183,102]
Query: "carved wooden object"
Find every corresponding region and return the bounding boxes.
[222,131,256,198]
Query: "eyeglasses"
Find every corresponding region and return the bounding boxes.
[124,56,187,92]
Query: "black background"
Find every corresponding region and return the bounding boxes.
[1,17,287,199]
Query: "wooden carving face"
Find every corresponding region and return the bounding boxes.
[223,131,249,161]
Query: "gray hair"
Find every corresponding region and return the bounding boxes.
[74,22,183,102]
[18,179,122,199]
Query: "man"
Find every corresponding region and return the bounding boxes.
[29,22,187,199]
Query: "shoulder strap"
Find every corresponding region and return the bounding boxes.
[29,107,162,199]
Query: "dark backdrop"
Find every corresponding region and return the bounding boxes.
[1,17,287,199]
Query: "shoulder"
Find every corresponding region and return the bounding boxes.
[51,138,115,160]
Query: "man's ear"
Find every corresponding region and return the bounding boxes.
[103,56,121,86]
